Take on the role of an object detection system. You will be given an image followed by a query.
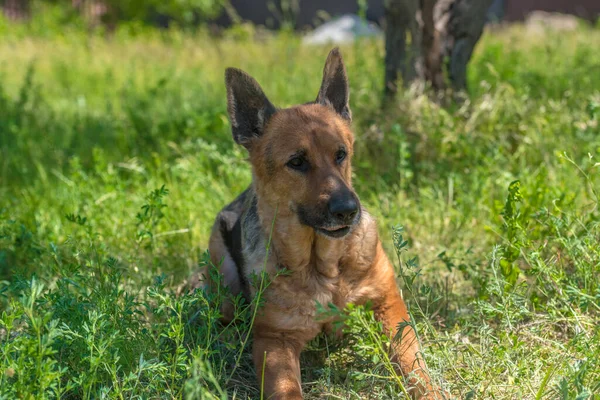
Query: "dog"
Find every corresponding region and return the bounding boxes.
[208,48,443,399]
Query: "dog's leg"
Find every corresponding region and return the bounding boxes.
[367,255,445,399]
[252,331,305,400]
[374,288,442,398]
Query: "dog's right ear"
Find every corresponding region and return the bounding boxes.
[225,68,277,150]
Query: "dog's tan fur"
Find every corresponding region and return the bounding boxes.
[207,49,444,399]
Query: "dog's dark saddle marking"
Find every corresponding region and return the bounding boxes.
[217,187,260,298]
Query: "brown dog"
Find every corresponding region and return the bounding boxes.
[208,48,443,399]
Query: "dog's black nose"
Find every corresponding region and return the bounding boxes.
[328,194,359,224]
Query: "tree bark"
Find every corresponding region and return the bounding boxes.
[2,0,30,20]
[384,0,494,96]
[421,0,444,90]
[383,0,421,97]
[434,0,494,91]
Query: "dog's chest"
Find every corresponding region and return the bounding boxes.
[262,258,360,333]
[248,218,378,334]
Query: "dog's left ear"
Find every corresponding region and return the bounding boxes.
[316,48,351,122]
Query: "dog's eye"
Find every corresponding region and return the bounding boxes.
[335,150,347,164]
[287,156,308,172]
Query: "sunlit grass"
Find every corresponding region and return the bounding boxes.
[0,15,599,399]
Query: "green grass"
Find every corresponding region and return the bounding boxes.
[1,15,599,399]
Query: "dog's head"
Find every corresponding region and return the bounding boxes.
[225,48,360,239]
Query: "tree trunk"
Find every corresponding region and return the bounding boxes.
[2,0,30,20]
[383,0,421,97]
[433,0,494,91]
[384,0,493,96]
[421,0,444,90]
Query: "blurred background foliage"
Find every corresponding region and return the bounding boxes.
[0,1,599,399]
[1,0,227,28]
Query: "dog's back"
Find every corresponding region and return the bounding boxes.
[207,187,251,317]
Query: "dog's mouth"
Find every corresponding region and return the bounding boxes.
[297,203,361,239]
[315,225,351,238]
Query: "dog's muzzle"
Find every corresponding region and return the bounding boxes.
[315,189,361,238]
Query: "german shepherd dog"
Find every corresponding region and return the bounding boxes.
[208,48,443,399]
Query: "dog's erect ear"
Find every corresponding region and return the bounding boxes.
[225,68,277,149]
[316,48,351,121]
